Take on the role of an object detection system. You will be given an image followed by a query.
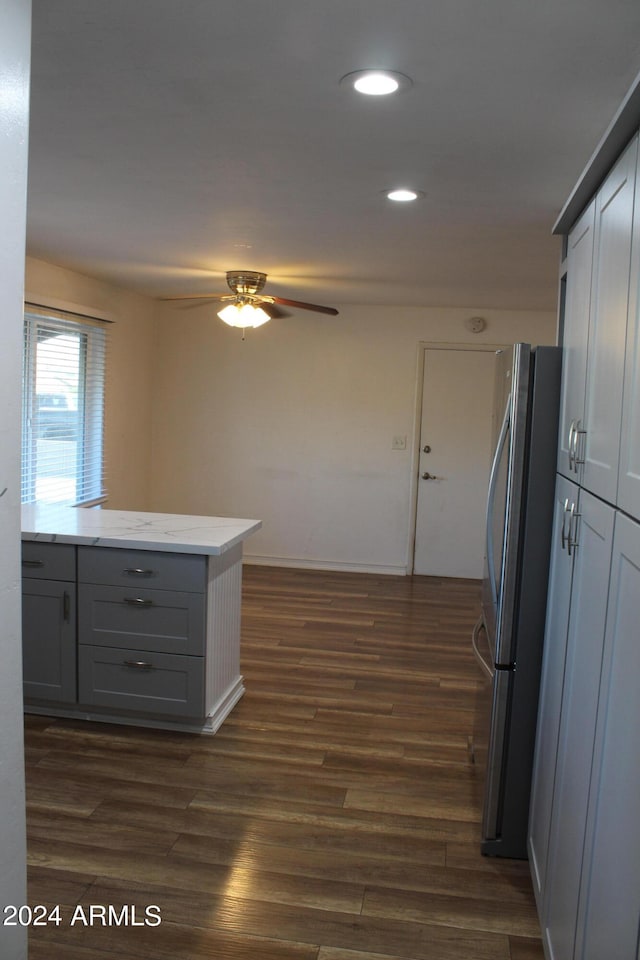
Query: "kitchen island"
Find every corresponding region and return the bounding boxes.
[21,505,261,733]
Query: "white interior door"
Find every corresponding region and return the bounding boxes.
[413,345,498,579]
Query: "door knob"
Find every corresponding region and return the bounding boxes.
[422,471,438,480]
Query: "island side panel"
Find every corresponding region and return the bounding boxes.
[204,543,245,731]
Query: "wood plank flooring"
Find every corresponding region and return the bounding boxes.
[24,564,544,959]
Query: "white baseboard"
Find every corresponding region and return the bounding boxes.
[242,553,408,576]
[24,702,240,735]
[202,677,245,734]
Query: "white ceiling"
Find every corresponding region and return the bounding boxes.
[26,0,640,313]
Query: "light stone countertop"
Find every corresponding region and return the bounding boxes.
[21,504,262,556]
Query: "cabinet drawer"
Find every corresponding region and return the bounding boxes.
[78,584,205,655]
[21,541,76,581]
[78,546,206,593]
[78,645,204,718]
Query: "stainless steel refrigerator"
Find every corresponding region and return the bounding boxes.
[472,343,561,858]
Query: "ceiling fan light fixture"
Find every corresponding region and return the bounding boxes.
[340,70,412,96]
[217,302,270,329]
[386,188,424,202]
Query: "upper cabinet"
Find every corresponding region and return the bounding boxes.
[558,134,640,517]
[557,199,594,482]
[582,136,637,503]
[618,145,640,520]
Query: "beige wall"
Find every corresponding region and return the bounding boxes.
[150,301,557,572]
[25,257,155,510]
[22,258,556,572]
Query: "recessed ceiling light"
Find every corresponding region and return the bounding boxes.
[385,188,424,202]
[340,70,412,96]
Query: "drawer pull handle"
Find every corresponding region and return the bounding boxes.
[123,567,157,578]
[123,597,154,606]
[123,660,154,670]
[22,559,45,568]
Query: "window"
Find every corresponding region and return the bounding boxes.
[22,304,108,506]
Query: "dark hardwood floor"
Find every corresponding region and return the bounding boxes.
[24,564,544,959]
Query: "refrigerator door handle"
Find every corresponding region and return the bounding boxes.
[472,616,495,680]
[486,398,510,607]
[494,342,531,667]
[482,669,512,842]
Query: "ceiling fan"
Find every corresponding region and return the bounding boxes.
[162,270,339,333]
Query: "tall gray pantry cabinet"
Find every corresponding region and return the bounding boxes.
[528,103,640,960]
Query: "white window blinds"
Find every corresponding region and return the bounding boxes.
[22,304,109,506]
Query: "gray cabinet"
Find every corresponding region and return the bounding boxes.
[556,136,638,501]
[557,200,594,483]
[531,117,640,960]
[574,512,640,960]
[581,137,637,503]
[21,531,246,733]
[535,508,640,960]
[528,476,579,908]
[77,546,207,719]
[618,145,640,520]
[21,542,77,704]
[541,493,615,960]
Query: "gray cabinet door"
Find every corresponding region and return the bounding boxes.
[528,475,579,908]
[582,136,637,503]
[618,143,640,524]
[22,580,77,703]
[575,512,640,960]
[557,200,594,482]
[542,491,614,960]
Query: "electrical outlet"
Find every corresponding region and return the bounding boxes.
[392,435,407,450]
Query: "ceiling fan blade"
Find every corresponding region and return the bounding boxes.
[261,303,290,319]
[171,300,222,311]
[270,296,339,316]
[160,293,227,302]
